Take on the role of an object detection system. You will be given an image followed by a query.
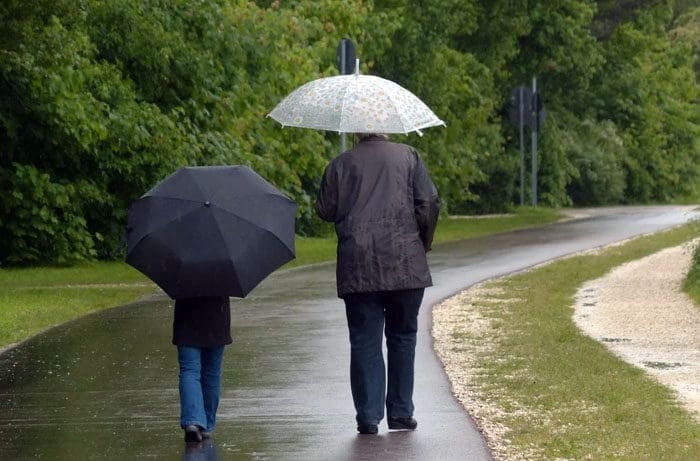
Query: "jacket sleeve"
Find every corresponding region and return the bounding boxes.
[412,150,440,252]
[315,163,338,222]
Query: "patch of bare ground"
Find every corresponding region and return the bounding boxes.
[573,238,700,419]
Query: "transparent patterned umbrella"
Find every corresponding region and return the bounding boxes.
[268,71,445,136]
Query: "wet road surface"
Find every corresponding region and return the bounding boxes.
[0,206,697,460]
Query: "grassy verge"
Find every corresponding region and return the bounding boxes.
[0,207,561,350]
[289,206,561,269]
[682,239,700,305]
[433,207,561,245]
[448,221,700,459]
[0,262,156,349]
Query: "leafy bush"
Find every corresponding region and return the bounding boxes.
[0,0,698,265]
[0,163,96,265]
[566,119,626,205]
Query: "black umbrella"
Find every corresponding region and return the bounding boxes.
[125,165,297,299]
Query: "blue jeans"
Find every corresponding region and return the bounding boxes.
[343,288,424,425]
[178,345,225,432]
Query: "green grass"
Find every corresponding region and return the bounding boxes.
[457,221,700,459]
[286,206,561,269]
[0,207,560,349]
[682,239,700,306]
[0,260,148,287]
[434,207,561,245]
[0,261,156,348]
[0,286,154,348]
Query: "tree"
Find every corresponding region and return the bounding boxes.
[594,2,700,201]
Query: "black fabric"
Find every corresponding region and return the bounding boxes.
[172,296,232,347]
[316,136,440,297]
[126,165,297,299]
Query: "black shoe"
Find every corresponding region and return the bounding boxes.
[388,417,417,430]
[357,423,379,434]
[184,425,202,442]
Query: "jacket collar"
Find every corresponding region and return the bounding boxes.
[359,134,389,143]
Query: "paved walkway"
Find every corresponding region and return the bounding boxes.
[0,206,696,460]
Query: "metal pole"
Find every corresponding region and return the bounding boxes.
[519,87,525,206]
[340,43,347,152]
[531,77,537,207]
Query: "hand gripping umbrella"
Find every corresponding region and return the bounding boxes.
[125,166,297,299]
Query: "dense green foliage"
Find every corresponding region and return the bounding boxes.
[1,0,698,265]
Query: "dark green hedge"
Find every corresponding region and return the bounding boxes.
[1,0,698,265]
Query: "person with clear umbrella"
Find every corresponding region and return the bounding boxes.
[316,132,440,434]
[269,60,443,434]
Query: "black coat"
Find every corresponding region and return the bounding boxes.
[172,296,232,347]
[316,135,440,297]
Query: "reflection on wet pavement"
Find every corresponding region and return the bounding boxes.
[0,206,696,459]
[183,440,219,461]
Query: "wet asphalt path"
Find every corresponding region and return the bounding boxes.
[0,206,697,460]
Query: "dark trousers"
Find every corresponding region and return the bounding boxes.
[343,288,424,425]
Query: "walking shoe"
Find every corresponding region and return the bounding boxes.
[388,417,417,430]
[357,423,379,434]
[184,425,203,442]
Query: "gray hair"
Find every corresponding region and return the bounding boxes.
[357,133,388,140]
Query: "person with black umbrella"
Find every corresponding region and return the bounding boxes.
[173,296,231,443]
[316,133,440,435]
[126,165,297,442]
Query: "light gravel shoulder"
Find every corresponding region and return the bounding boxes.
[573,238,700,418]
[432,237,700,460]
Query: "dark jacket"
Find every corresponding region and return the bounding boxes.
[172,296,232,347]
[316,135,440,297]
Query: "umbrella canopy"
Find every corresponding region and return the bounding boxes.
[126,165,297,299]
[268,73,445,136]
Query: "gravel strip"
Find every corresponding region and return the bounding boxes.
[432,237,700,460]
[433,286,537,461]
[573,238,700,419]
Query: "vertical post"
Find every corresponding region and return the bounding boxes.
[340,43,347,153]
[531,77,538,207]
[518,87,525,206]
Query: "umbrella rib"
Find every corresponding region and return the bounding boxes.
[210,191,293,203]
[209,193,295,241]
[132,194,293,254]
[128,199,204,252]
[183,168,210,204]
[338,75,354,134]
[379,80,414,135]
[375,77,444,135]
[209,201,295,254]
[210,209,245,295]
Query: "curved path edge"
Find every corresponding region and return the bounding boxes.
[430,228,699,460]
